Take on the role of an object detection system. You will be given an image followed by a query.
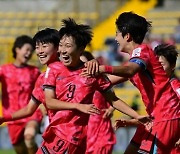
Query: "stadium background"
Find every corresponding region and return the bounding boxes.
[0,0,180,153]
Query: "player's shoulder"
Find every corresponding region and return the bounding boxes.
[48,61,64,69]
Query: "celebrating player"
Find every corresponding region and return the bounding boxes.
[39,18,151,154]
[0,35,42,154]
[83,12,180,154]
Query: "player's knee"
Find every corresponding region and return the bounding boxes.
[24,127,36,148]
[24,137,36,148]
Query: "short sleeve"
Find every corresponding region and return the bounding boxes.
[130,44,151,67]
[95,75,112,92]
[32,73,44,104]
[43,66,56,89]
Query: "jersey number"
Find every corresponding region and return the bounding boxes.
[53,139,65,152]
[67,84,76,98]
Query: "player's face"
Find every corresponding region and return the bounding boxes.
[16,43,33,64]
[35,42,58,65]
[158,55,172,76]
[115,30,128,53]
[59,35,82,67]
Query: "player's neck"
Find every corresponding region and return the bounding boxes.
[13,60,27,67]
[68,60,84,70]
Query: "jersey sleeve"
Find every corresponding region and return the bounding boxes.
[31,74,44,105]
[129,45,151,70]
[170,77,180,99]
[95,75,112,92]
[43,66,56,90]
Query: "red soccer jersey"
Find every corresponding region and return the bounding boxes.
[32,72,57,123]
[86,91,116,153]
[129,44,180,122]
[43,61,111,146]
[0,64,41,124]
[170,76,180,99]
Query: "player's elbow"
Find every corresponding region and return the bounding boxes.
[45,98,55,109]
[125,69,136,78]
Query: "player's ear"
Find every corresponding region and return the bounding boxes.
[126,33,132,42]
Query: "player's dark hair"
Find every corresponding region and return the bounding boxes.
[12,35,35,58]
[82,51,94,61]
[59,18,93,49]
[154,44,178,67]
[115,11,151,44]
[33,28,60,48]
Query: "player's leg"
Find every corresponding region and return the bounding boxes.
[125,124,145,154]
[124,143,139,154]
[13,141,28,154]
[8,123,28,154]
[24,120,39,154]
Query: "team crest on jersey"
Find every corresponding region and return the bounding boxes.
[132,47,142,57]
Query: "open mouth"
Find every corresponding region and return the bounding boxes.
[62,55,70,62]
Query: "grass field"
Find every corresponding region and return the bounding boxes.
[0,149,16,154]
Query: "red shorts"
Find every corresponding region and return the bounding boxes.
[37,133,86,154]
[86,144,113,154]
[131,124,146,147]
[7,123,26,145]
[139,118,180,154]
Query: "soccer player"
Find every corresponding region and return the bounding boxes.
[0,35,42,154]
[41,18,151,154]
[155,44,180,150]
[0,29,99,153]
[114,43,180,153]
[83,12,180,153]
[80,51,116,154]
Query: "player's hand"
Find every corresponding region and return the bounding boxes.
[81,59,99,77]
[114,119,128,131]
[113,119,139,131]
[0,117,5,125]
[137,115,153,131]
[102,107,114,119]
[175,139,180,149]
[76,104,100,115]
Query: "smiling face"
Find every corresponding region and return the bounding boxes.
[58,35,82,68]
[35,42,58,65]
[16,43,33,65]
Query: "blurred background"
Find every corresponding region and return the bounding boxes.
[0,0,180,153]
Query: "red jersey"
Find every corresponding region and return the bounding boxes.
[0,64,41,124]
[86,91,116,153]
[43,61,111,146]
[170,76,180,99]
[31,72,56,123]
[129,44,180,122]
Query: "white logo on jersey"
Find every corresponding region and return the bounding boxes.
[45,67,50,78]
[132,47,142,57]
[176,88,180,96]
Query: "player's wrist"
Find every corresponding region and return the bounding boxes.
[3,114,13,122]
[104,65,113,74]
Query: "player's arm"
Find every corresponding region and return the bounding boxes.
[100,62,141,78]
[107,74,128,85]
[82,58,143,78]
[44,88,100,115]
[0,99,39,125]
[103,89,150,124]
